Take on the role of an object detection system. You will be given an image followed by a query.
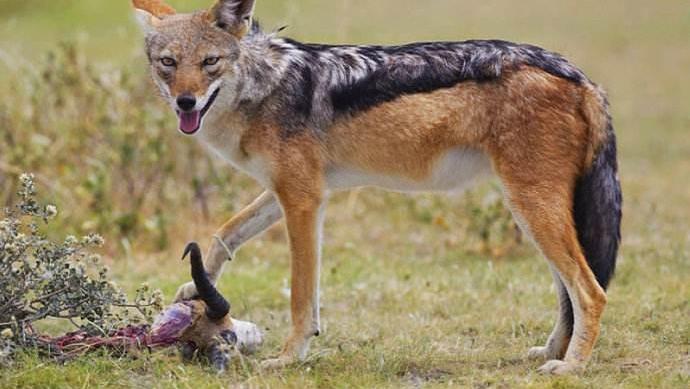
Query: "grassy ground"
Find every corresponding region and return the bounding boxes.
[1,0,689,388]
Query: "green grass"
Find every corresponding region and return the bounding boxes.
[1,0,690,387]
[2,233,688,388]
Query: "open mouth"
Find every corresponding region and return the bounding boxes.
[177,88,220,135]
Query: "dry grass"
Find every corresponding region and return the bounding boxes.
[1,0,689,387]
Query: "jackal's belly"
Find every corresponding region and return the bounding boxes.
[326,148,492,192]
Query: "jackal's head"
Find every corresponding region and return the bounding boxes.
[132,0,256,135]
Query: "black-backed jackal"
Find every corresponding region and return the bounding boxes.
[132,0,622,374]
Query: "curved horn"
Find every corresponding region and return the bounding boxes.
[182,242,230,320]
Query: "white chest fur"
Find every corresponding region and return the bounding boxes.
[326,148,492,193]
[198,118,272,189]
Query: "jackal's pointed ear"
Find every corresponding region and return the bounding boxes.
[210,0,257,38]
[133,9,160,34]
[132,0,176,33]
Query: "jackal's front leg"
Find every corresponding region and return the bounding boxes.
[174,191,282,302]
[262,177,325,369]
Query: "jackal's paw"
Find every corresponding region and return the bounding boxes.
[173,281,198,302]
[537,360,584,375]
[260,355,297,370]
[527,346,550,360]
[528,345,565,361]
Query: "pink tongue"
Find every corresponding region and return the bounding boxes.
[179,111,201,134]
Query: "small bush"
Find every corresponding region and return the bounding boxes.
[0,174,162,366]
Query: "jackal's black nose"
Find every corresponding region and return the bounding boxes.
[176,94,197,112]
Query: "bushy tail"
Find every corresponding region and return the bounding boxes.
[574,88,622,290]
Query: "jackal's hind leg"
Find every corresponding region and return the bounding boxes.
[505,191,606,375]
[527,266,574,361]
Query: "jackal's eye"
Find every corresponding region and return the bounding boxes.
[203,57,220,67]
[160,57,176,67]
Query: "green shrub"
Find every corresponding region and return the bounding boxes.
[0,174,162,366]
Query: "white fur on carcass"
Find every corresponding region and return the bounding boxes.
[230,318,263,353]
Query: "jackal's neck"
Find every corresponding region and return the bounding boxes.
[233,33,389,132]
[234,34,289,105]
